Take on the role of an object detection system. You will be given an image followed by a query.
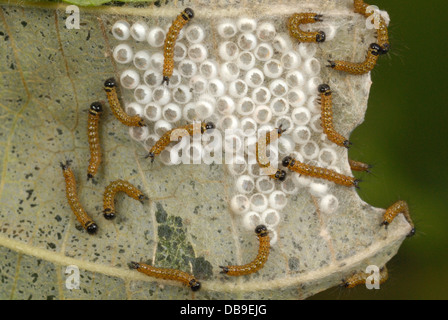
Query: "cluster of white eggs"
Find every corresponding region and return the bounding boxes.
[110,14,342,244]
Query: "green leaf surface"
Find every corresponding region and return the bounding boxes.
[0,0,412,299]
[3,0,155,7]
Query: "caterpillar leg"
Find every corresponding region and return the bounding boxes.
[162,76,170,86]
[144,151,155,163]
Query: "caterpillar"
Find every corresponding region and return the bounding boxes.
[380,200,415,237]
[60,160,98,235]
[348,159,372,173]
[103,180,148,220]
[376,18,390,54]
[256,126,287,181]
[145,121,215,162]
[327,43,382,75]
[104,78,146,127]
[317,84,351,148]
[354,0,390,54]
[87,102,103,181]
[129,261,201,292]
[220,225,270,276]
[287,13,326,43]
[282,156,360,188]
[162,8,195,85]
[342,266,388,288]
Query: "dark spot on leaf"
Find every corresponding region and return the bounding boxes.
[158,224,173,238]
[155,202,167,223]
[288,257,300,271]
[31,273,38,283]
[25,189,33,201]
[191,257,213,279]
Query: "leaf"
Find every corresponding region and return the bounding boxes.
[0,0,412,299]
[7,0,156,7]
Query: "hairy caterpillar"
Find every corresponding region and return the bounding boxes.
[327,43,382,75]
[129,261,201,292]
[381,200,415,237]
[354,0,390,54]
[87,102,103,181]
[318,84,351,148]
[145,121,215,162]
[348,159,372,173]
[162,8,195,85]
[287,13,326,43]
[220,225,270,276]
[103,180,148,220]
[342,266,389,288]
[104,78,146,127]
[282,156,360,188]
[256,126,287,181]
[60,160,98,235]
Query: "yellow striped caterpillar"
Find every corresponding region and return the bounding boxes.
[354,0,390,54]
[60,160,98,235]
[162,8,195,85]
[129,261,201,292]
[103,180,148,220]
[282,156,360,188]
[145,121,215,162]
[104,78,146,127]
[256,126,287,181]
[288,13,326,43]
[87,102,103,181]
[318,84,351,148]
[349,159,372,173]
[342,266,389,288]
[381,200,415,237]
[327,43,382,75]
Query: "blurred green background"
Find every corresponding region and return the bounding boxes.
[311,0,448,300]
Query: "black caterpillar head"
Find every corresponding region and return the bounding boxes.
[275,170,287,182]
[104,77,116,89]
[90,101,103,113]
[282,156,294,167]
[255,224,268,237]
[316,31,326,43]
[183,8,195,20]
[205,122,215,130]
[86,222,98,235]
[189,279,201,292]
[318,84,331,96]
[369,43,382,56]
